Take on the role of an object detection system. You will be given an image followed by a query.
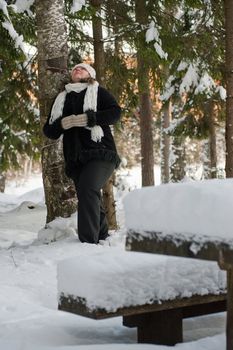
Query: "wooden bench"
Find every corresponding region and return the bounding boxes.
[122,178,233,350]
[58,249,227,346]
[125,230,233,349]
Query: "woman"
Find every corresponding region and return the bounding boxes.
[43,63,121,244]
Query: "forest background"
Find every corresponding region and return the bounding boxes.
[0,0,232,229]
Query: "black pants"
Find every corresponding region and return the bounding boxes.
[73,160,115,244]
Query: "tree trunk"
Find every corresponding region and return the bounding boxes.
[35,0,77,224]
[91,0,105,84]
[224,0,233,178]
[91,0,117,229]
[135,0,154,187]
[201,139,211,179]
[0,173,5,193]
[161,100,171,183]
[170,136,186,182]
[208,101,217,178]
[201,101,217,179]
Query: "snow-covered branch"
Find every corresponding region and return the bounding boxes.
[146,20,168,60]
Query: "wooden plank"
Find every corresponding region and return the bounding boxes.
[126,230,233,263]
[182,299,226,318]
[58,293,226,320]
[123,300,226,326]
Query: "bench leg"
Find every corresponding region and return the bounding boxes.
[123,309,183,346]
[227,268,233,350]
[218,257,233,350]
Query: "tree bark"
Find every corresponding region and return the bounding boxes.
[201,139,211,179]
[91,0,105,85]
[208,101,217,178]
[35,0,77,224]
[224,0,233,178]
[0,173,5,193]
[91,0,117,229]
[135,0,154,187]
[161,100,171,183]
[201,101,218,179]
[170,136,186,182]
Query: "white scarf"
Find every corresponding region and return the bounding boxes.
[49,81,104,142]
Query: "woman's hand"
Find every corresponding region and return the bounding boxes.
[61,114,88,130]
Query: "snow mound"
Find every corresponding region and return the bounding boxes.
[124,178,233,241]
[18,187,44,204]
[0,193,19,213]
[0,228,39,249]
[57,249,226,312]
[8,200,45,213]
[38,213,77,243]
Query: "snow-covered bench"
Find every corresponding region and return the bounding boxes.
[124,179,233,350]
[58,179,233,347]
[58,248,226,346]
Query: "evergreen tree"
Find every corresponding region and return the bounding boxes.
[159,0,225,180]
[224,0,233,178]
[0,2,40,191]
[135,0,155,187]
[90,0,118,229]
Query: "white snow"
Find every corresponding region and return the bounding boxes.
[146,21,159,43]
[162,60,224,101]
[194,72,215,95]
[177,61,188,72]
[124,178,233,242]
[216,85,226,100]
[13,0,35,14]
[0,0,29,56]
[38,213,77,244]
[0,170,228,349]
[0,0,8,16]
[2,20,28,55]
[160,75,175,101]
[164,116,186,133]
[57,249,226,312]
[145,21,168,60]
[70,0,86,13]
[179,64,199,95]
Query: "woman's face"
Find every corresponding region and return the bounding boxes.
[71,66,90,82]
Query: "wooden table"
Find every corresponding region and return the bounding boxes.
[126,230,233,350]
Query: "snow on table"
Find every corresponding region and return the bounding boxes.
[123,178,233,245]
[57,248,226,313]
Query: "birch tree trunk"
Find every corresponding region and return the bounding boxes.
[91,0,117,229]
[224,0,233,178]
[35,0,77,224]
[135,0,154,187]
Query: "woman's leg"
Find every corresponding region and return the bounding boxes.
[74,160,115,243]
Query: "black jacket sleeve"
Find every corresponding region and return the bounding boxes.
[43,115,64,140]
[86,87,121,127]
[43,112,64,140]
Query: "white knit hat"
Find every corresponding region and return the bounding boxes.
[72,63,96,79]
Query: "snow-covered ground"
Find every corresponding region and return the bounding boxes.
[0,167,226,350]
